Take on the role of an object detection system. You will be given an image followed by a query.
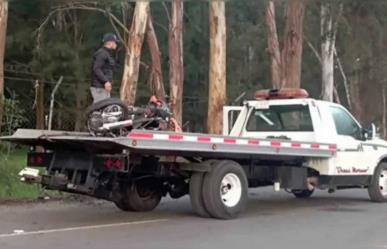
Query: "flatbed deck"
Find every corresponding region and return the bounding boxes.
[1,129,337,159]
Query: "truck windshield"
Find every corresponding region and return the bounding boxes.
[246,105,313,132]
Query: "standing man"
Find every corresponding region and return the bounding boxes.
[90,33,119,103]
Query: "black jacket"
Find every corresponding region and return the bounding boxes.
[91,47,116,88]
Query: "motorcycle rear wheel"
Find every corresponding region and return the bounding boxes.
[85,98,129,136]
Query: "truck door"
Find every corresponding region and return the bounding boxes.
[223,106,243,136]
[329,105,371,175]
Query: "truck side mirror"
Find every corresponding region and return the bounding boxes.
[363,123,376,140]
[370,123,377,139]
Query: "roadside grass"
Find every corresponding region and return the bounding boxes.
[0,146,43,200]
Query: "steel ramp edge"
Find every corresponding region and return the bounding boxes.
[112,130,337,158]
[1,129,337,158]
[0,129,89,140]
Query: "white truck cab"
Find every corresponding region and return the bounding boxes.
[224,89,387,197]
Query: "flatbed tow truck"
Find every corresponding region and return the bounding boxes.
[2,88,387,219]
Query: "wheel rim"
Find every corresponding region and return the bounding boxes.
[102,105,125,121]
[132,183,160,201]
[103,105,127,136]
[379,170,387,196]
[220,173,242,207]
[137,186,156,201]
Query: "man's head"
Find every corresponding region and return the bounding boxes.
[102,33,119,50]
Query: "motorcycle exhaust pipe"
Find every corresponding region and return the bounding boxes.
[101,120,133,130]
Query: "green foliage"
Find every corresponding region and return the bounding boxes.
[1,95,28,136]
[3,0,387,134]
[0,149,41,200]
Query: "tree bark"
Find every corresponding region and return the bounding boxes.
[72,15,85,132]
[333,85,341,104]
[321,3,342,102]
[35,81,45,130]
[348,68,362,121]
[281,0,305,88]
[74,85,84,131]
[320,3,334,102]
[120,2,149,106]
[265,0,282,89]
[334,47,351,109]
[146,16,166,101]
[208,1,226,135]
[382,84,386,139]
[169,0,184,126]
[0,0,7,133]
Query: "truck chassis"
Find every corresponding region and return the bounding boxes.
[3,128,372,219]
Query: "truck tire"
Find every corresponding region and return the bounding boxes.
[202,160,248,219]
[116,182,162,212]
[189,172,209,217]
[368,162,387,202]
[189,160,218,218]
[114,198,135,211]
[292,189,314,198]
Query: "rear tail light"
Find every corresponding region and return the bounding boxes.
[103,159,123,169]
[114,159,122,169]
[36,156,43,164]
[104,159,113,169]
[27,153,52,167]
[96,155,127,172]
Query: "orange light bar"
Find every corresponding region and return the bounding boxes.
[255,88,309,100]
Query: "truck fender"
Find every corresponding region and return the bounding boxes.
[379,155,387,165]
[372,154,387,175]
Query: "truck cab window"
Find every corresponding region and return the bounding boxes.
[228,110,241,133]
[246,105,313,132]
[330,106,362,140]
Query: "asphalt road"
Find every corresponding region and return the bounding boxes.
[0,188,387,249]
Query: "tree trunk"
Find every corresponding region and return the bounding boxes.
[265,0,282,89]
[169,0,184,126]
[208,1,226,135]
[321,3,342,102]
[120,2,149,106]
[281,0,305,88]
[74,85,84,131]
[35,81,45,130]
[382,84,386,139]
[320,3,334,102]
[347,13,363,121]
[146,16,165,101]
[333,86,341,104]
[348,69,362,121]
[72,12,86,132]
[0,0,7,133]
[334,47,351,109]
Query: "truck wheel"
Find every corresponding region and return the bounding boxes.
[202,160,248,219]
[368,162,387,202]
[114,183,135,211]
[117,182,162,212]
[189,172,209,217]
[114,198,134,211]
[189,160,218,218]
[292,189,314,198]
